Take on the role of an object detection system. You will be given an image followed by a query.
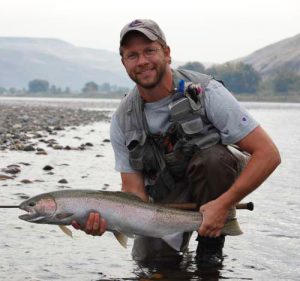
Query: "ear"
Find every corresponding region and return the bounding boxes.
[121,57,125,66]
[164,46,171,64]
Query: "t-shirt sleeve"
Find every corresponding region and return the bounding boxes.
[110,113,136,173]
[204,80,259,145]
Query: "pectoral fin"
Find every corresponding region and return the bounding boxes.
[113,232,128,248]
[59,225,73,238]
[162,232,183,251]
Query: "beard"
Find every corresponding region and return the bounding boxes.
[128,61,167,89]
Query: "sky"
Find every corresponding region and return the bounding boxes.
[0,0,299,64]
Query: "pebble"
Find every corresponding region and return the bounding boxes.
[43,165,54,171]
[58,179,68,184]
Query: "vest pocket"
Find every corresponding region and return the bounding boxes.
[126,130,146,171]
[181,118,204,135]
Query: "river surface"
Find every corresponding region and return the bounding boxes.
[0,97,299,281]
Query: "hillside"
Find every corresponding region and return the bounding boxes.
[0,37,132,90]
[238,33,300,78]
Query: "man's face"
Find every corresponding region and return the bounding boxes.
[121,34,171,89]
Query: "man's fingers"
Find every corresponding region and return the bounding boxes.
[99,218,107,236]
[85,212,95,234]
[71,221,81,230]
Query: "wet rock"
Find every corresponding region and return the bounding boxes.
[96,154,104,157]
[15,193,30,199]
[0,174,14,180]
[58,179,68,184]
[36,151,48,155]
[47,171,55,175]
[85,142,93,147]
[53,145,63,150]
[54,126,64,131]
[18,162,31,166]
[21,179,33,184]
[102,139,110,143]
[2,166,21,174]
[23,145,35,151]
[43,165,54,171]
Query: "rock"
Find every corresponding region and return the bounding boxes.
[2,166,21,174]
[23,145,35,151]
[0,174,14,180]
[53,145,63,150]
[18,162,31,166]
[21,179,33,184]
[103,139,110,143]
[43,165,54,171]
[64,145,72,150]
[85,142,93,147]
[96,154,104,157]
[36,151,48,155]
[58,179,68,184]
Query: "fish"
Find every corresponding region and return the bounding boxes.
[18,189,242,251]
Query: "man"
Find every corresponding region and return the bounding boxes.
[72,19,281,266]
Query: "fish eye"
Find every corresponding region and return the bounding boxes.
[29,202,36,207]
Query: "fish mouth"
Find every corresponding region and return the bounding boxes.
[19,207,48,223]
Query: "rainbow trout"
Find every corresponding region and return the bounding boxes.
[18,189,241,250]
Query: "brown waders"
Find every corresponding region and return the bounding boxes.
[132,144,248,262]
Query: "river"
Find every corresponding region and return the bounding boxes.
[0,98,299,281]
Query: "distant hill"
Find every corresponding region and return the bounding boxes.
[237,33,300,78]
[1,34,300,90]
[0,37,132,90]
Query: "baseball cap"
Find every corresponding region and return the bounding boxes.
[120,19,167,46]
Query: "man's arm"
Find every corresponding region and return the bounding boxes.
[121,172,148,202]
[198,126,281,237]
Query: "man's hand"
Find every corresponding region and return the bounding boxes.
[198,200,228,238]
[71,212,107,236]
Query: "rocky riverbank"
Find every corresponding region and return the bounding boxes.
[0,103,110,151]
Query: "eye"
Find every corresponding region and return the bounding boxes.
[144,48,156,56]
[125,53,138,61]
[29,202,36,207]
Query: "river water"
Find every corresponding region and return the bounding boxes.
[0,98,299,281]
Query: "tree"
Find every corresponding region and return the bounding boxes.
[99,82,111,92]
[206,62,261,94]
[28,79,50,93]
[178,61,205,73]
[82,81,98,93]
[272,70,300,93]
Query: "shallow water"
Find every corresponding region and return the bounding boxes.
[0,98,299,281]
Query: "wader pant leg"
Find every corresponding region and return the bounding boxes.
[131,144,243,262]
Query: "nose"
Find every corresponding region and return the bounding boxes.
[136,53,150,65]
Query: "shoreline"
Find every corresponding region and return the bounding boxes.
[0,103,111,151]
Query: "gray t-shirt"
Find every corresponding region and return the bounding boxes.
[110,80,259,173]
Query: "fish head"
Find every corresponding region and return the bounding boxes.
[19,194,57,223]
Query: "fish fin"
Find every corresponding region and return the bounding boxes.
[59,225,73,238]
[221,219,243,236]
[55,213,74,220]
[162,232,183,251]
[113,232,128,248]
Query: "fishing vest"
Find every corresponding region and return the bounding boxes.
[115,69,222,201]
